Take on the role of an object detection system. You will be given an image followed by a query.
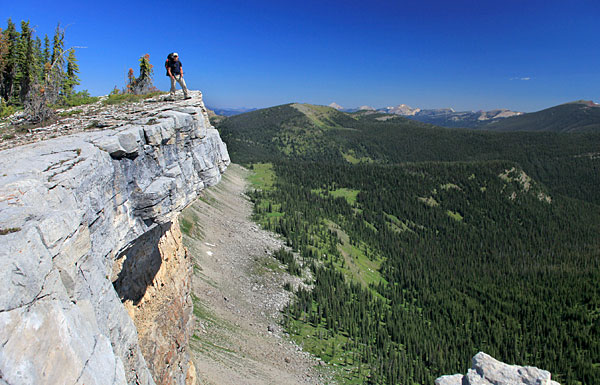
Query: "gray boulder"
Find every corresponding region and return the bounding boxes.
[435,352,560,385]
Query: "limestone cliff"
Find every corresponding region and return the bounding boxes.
[436,352,560,385]
[0,91,229,385]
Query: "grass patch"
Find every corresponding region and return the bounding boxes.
[312,188,360,205]
[0,104,21,119]
[338,242,384,287]
[248,163,276,190]
[291,103,340,128]
[192,293,216,322]
[418,196,439,207]
[446,210,464,221]
[385,213,412,233]
[325,220,385,289]
[197,192,218,207]
[180,217,194,236]
[102,91,166,105]
[363,221,377,233]
[180,207,205,240]
[58,91,100,107]
[330,188,359,205]
[286,318,371,384]
[342,150,372,164]
[440,183,461,191]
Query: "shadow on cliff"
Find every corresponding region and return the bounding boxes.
[113,223,170,305]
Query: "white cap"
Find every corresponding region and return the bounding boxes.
[173,52,179,57]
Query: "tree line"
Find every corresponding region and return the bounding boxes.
[0,19,81,121]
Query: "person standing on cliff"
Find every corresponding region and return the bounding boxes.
[166,53,191,100]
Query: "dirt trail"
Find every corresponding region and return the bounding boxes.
[181,164,331,385]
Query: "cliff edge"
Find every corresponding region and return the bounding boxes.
[0,91,230,385]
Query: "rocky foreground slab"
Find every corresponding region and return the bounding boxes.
[436,352,560,385]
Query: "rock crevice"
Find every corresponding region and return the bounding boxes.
[0,91,229,385]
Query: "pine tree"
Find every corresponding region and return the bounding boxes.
[15,20,36,103]
[50,24,64,66]
[1,19,19,103]
[41,35,50,80]
[34,36,43,83]
[45,23,65,104]
[42,35,50,63]
[63,48,79,97]
[0,28,6,94]
[126,54,156,95]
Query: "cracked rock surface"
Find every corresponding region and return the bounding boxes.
[0,91,229,385]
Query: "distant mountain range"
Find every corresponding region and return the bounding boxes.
[328,100,600,131]
[474,100,600,133]
[328,102,524,128]
[210,100,600,133]
[207,106,257,117]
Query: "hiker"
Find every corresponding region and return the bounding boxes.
[165,52,191,99]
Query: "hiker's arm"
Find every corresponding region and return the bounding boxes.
[167,66,174,78]
[180,64,183,77]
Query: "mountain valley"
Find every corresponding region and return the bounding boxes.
[217,102,600,384]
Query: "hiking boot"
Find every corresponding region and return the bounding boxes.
[184,96,192,100]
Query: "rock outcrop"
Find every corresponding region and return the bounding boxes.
[0,91,229,385]
[435,352,560,385]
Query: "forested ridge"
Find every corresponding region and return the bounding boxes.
[217,104,600,384]
[472,101,600,133]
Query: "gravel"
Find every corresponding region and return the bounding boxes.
[181,164,333,385]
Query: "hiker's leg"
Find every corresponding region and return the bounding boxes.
[170,76,177,97]
[177,76,189,98]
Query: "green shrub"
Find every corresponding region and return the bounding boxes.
[60,90,99,107]
[0,101,18,119]
[0,227,21,235]
[102,91,165,105]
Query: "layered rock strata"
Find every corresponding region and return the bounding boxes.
[0,91,229,385]
[435,352,560,385]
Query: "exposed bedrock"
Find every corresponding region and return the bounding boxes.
[0,91,229,385]
[435,352,560,385]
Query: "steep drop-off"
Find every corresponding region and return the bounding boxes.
[0,91,229,385]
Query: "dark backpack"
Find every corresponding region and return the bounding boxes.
[165,53,175,76]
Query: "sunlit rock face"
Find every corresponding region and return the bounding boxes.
[0,91,229,385]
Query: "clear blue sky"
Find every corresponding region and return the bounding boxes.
[3,0,599,111]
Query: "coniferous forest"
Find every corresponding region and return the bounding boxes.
[0,18,165,137]
[218,104,600,384]
[0,19,88,121]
